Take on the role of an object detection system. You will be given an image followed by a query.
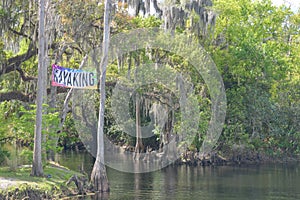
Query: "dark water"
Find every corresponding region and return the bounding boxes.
[56,151,300,200]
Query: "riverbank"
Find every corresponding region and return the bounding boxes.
[0,163,87,199]
[177,150,300,167]
[119,142,300,167]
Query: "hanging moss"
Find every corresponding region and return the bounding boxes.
[126,0,216,39]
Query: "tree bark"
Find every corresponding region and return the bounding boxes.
[31,0,45,177]
[47,79,57,161]
[90,0,110,193]
[133,93,144,160]
[133,54,144,160]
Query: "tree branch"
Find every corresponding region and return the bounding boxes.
[0,136,15,143]
[0,91,32,102]
[16,67,37,81]
[0,87,72,102]
[8,27,32,40]
[6,48,37,66]
[0,45,38,81]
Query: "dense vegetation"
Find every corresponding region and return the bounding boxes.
[0,0,299,167]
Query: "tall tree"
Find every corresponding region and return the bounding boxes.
[31,0,46,176]
[90,0,111,192]
[133,93,144,160]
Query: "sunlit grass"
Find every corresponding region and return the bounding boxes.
[0,164,84,195]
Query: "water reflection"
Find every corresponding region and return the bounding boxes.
[92,192,110,200]
[2,144,300,200]
[57,152,300,200]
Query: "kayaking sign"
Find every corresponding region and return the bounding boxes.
[52,64,97,89]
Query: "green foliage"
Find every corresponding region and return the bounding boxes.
[58,114,81,150]
[106,125,126,145]
[0,101,60,150]
[0,39,6,64]
[131,16,162,28]
[0,146,10,166]
[1,0,299,162]
[19,149,33,164]
[212,0,300,156]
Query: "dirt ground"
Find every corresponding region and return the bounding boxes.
[0,177,25,190]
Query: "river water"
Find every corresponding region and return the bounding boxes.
[56,151,300,200]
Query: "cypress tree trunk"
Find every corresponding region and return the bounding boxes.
[90,0,111,192]
[133,55,144,160]
[31,0,45,177]
[133,93,144,160]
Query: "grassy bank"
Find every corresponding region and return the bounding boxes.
[0,164,86,199]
